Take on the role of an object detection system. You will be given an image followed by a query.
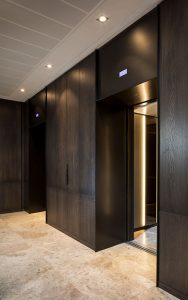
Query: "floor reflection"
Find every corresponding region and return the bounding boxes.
[132,226,157,255]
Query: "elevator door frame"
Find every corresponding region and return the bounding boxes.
[126,106,134,241]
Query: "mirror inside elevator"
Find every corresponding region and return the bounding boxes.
[132,101,158,254]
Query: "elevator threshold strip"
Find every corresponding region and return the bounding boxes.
[128,241,157,256]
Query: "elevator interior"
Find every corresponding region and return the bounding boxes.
[132,101,158,253]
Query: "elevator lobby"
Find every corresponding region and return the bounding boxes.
[0,0,188,299]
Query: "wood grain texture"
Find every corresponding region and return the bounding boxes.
[98,8,158,100]
[79,54,96,197]
[159,0,188,298]
[160,0,188,216]
[0,99,21,213]
[29,89,46,128]
[96,101,126,251]
[56,75,67,190]
[66,65,80,193]
[46,187,57,226]
[46,82,57,225]
[22,102,29,211]
[57,188,68,231]
[46,53,96,248]
[159,211,188,299]
[66,65,80,239]
[55,74,68,230]
[79,54,96,247]
[80,195,95,247]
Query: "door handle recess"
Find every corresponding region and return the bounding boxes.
[66,164,69,185]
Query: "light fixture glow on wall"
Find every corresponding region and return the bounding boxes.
[97,15,109,23]
[20,88,25,93]
[142,115,146,227]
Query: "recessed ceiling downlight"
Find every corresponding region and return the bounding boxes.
[20,88,25,93]
[97,15,109,23]
[45,64,53,69]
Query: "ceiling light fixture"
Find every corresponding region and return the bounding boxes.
[97,15,109,23]
[20,88,25,93]
[45,64,53,69]
[140,102,148,107]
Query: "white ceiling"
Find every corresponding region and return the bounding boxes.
[0,0,161,102]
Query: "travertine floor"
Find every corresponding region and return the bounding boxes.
[0,212,177,300]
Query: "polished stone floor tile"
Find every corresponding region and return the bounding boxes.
[133,226,157,253]
[0,212,177,300]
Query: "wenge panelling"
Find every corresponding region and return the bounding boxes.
[29,89,46,128]
[159,211,188,298]
[96,101,126,250]
[22,101,29,211]
[159,0,188,298]
[98,8,158,100]
[0,99,21,213]
[79,54,96,247]
[56,74,68,231]
[46,53,96,249]
[46,81,57,226]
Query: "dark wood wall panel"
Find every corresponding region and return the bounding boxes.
[47,187,57,226]
[56,75,68,230]
[29,90,46,128]
[98,8,158,100]
[159,211,188,298]
[79,54,96,248]
[159,0,188,298]
[96,102,126,251]
[46,83,57,189]
[57,189,67,231]
[22,102,29,211]
[79,55,96,197]
[80,196,95,247]
[46,53,96,249]
[56,75,67,190]
[66,66,80,194]
[46,82,57,225]
[0,99,21,213]
[66,65,80,240]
